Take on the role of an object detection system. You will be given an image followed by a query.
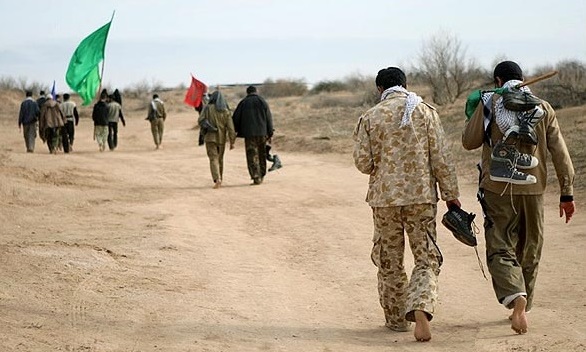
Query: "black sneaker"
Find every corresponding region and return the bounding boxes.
[490,158,537,185]
[492,142,538,169]
[268,155,282,172]
[502,90,541,111]
[441,206,477,247]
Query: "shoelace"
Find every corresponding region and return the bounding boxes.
[516,153,533,166]
[471,221,488,280]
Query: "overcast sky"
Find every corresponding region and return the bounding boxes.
[1,0,584,93]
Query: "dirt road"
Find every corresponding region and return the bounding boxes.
[1,112,584,351]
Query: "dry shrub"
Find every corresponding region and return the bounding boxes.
[123,80,151,99]
[260,78,308,98]
[310,80,347,94]
[532,60,586,109]
[309,93,363,109]
[0,76,18,90]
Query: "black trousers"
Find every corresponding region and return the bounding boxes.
[46,127,59,153]
[60,126,70,153]
[64,120,75,147]
[108,122,119,150]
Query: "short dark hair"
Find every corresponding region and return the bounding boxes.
[63,93,70,100]
[25,90,33,97]
[493,61,523,83]
[153,94,159,99]
[246,85,257,94]
[375,67,407,90]
[39,90,45,95]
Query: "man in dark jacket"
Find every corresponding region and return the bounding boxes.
[36,90,47,110]
[92,91,110,152]
[232,86,274,185]
[18,90,40,153]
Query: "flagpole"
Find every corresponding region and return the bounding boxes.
[96,11,115,102]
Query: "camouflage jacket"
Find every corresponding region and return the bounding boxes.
[353,91,459,207]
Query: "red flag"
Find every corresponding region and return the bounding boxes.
[184,75,207,108]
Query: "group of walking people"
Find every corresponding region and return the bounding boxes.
[353,61,575,342]
[17,85,282,188]
[18,88,125,154]
[198,85,281,189]
[18,90,80,154]
[16,62,575,343]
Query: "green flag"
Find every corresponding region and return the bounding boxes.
[464,87,508,120]
[65,20,112,105]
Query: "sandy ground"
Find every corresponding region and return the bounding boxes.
[0,110,585,352]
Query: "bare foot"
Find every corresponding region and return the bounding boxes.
[213,181,221,189]
[413,310,431,342]
[511,296,528,334]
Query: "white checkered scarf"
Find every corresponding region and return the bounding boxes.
[380,86,423,127]
[481,80,532,134]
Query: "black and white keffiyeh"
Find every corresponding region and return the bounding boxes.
[482,80,543,134]
[381,85,423,127]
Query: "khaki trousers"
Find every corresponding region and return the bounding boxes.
[150,118,165,146]
[483,190,544,310]
[205,141,226,183]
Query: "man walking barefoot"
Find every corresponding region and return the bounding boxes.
[462,61,575,334]
[353,67,461,342]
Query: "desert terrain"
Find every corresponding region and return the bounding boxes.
[0,88,584,351]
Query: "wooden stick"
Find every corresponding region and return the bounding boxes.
[516,71,558,88]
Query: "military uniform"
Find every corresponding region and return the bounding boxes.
[353,91,459,328]
[199,103,236,183]
[462,92,574,310]
[147,98,167,148]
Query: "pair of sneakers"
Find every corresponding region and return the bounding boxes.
[490,142,538,185]
[490,105,544,185]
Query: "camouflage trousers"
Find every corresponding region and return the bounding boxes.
[244,136,267,181]
[93,125,108,151]
[370,204,442,329]
[44,127,61,153]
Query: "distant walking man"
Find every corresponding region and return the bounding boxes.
[60,93,79,151]
[18,90,40,153]
[107,94,126,151]
[36,90,48,111]
[353,67,461,342]
[198,90,236,189]
[92,91,109,152]
[39,94,65,154]
[232,86,273,185]
[147,94,167,150]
